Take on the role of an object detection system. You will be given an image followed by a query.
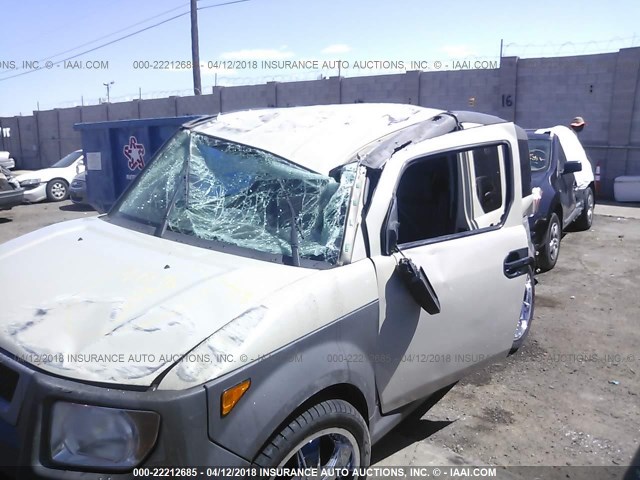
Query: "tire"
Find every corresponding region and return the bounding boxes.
[254,399,371,479]
[572,188,594,231]
[46,178,69,202]
[510,267,535,354]
[537,212,561,272]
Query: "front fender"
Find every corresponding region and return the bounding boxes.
[203,300,379,461]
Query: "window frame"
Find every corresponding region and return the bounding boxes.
[380,140,514,255]
[466,144,508,227]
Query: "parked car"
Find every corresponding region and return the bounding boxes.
[15,150,85,203]
[0,151,15,170]
[0,105,535,477]
[0,166,23,210]
[527,126,593,271]
[69,171,88,205]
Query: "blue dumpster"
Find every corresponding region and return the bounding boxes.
[74,116,200,213]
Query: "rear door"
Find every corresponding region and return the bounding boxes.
[366,124,531,413]
[555,139,578,225]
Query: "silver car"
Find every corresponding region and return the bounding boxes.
[0,104,534,477]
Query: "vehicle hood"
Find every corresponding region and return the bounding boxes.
[16,167,74,183]
[0,217,314,386]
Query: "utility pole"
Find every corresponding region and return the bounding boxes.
[103,81,114,103]
[190,0,202,95]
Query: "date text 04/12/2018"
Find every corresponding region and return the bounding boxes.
[129,59,499,71]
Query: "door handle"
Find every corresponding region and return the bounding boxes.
[504,248,534,278]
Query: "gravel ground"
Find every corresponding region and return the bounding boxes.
[0,200,97,244]
[1,201,639,470]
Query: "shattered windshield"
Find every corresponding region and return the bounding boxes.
[113,129,357,265]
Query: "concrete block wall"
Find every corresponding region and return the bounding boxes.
[107,101,140,121]
[628,59,640,177]
[601,48,640,197]
[138,97,178,118]
[16,116,38,170]
[57,107,82,159]
[221,84,275,112]
[34,110,60,168]
[176,93,220,115]
[341,73,417,104]
[516,53,617,145]
[79,104,108,123]
[2,47,639,198]
[419,69,500,113]
[276,77,340,107]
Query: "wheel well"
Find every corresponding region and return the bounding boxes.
[48,177,69,186]
[298,383,369,424]
[553,204,563,224]
[251,383,370,462]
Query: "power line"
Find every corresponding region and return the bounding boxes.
[0,1,190,75]
[0,0,251,83]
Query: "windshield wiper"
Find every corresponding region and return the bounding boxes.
[277,180,302,267]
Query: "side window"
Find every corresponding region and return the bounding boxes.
[396,154,460,245]
[471,146,503,213]
[468,145,507,228]
[395,144,508,246]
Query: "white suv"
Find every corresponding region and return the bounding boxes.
[0,104,534,477]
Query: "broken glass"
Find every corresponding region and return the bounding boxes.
[114,130,356,265]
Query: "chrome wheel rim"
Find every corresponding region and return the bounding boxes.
[51,181,66,200]
[548,221,560,261]
[514,271,533,340]
[586,192,594,225]
[275,428,359,480]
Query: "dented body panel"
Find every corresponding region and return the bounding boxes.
[0,217,314,386]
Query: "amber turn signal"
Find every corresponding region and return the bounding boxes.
[221,379,251,416]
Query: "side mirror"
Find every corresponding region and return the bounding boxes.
[396,257,441,315]
[562,161,582,175]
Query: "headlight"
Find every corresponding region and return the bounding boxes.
[49,402,160,470]
[19,178,40,187]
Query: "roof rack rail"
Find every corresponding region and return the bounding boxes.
[182,115,218,129]
[450,111,507,125]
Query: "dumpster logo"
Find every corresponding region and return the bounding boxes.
[123,136,146,171]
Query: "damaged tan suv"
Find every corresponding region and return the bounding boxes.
[0,104,534,478]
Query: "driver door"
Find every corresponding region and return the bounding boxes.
[368,125,531,413]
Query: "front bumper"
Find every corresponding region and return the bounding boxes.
[21,184,46,203]
[69,184,86,204]
[0,189,24,211]
[0,351,249,479]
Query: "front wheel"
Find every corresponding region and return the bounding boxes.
[254,399,371,479]
[538,213,561,272]
[46,179,69,201]
[510,267,535,353]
